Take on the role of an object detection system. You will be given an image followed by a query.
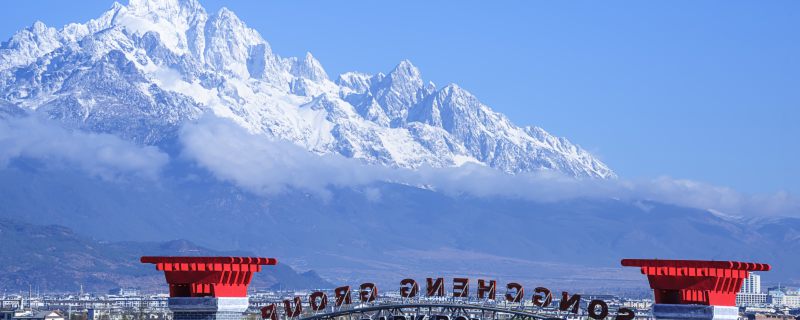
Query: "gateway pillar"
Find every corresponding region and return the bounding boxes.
[622,259,770,320]
[141,256,278,320]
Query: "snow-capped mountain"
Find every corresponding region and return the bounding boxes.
[0,0,615,178]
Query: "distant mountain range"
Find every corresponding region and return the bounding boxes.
[1,164,799,290]
[0,0,798,293]
[0,0,612,178]
[0,217,332,292]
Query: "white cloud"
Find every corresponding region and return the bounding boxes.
[0,115,169,180]
[2,111,792,218]
[634,177,800,217]
[179,114,800,217]
[179,114,386,199]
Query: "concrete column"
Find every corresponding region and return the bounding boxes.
[652,304,739,320]
[168,297,249,320]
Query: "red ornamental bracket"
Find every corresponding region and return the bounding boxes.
[141,256,278,298]
[621,259,770,307]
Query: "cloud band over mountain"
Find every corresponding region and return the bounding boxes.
[1,108,794,218]
[0,113,168,179]
[179,114,799,217]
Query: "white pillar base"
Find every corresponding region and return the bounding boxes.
[168,297,249,320]
[652,304,739,320]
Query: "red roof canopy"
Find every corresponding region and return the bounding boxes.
[621,258,771,306]
[141,256,278,298]
[621,259,770,271]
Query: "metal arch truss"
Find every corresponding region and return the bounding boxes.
[297,303,561,320]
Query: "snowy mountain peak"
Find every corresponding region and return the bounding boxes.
[393,59,421,78]
[111,1,125,10]
[0,0,616,179]
[387,59,423,90]
[127,0,207,28]
[0,20,61,71]
[203,6,266,77]
[336,72,373,94]
[215,6,238,21]
[371,60,425,126]
[127,0,204,16]
[440,82,462,93]
[29,21,48,33]
[103,0,209,57]
[291,52,328,82]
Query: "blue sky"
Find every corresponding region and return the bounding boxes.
[1,1,798,194]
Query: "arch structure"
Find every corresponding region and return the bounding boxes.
[296,303,561,320]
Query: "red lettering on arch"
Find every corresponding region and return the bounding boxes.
[426,278,445,297]
[477,280,496,300]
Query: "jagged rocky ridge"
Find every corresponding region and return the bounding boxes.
[0,0,614,178]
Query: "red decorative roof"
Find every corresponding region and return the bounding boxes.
[621,259,771,271]
[621,259,771,306]
[141,256,278,298]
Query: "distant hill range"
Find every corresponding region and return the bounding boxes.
[0,217,332,292]
[1,165,799,290]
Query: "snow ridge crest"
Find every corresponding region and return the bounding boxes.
[0,0,615,179]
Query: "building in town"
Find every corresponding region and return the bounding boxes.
[12,311,64,320]
[738,293,770,307]
[741,273,762,294]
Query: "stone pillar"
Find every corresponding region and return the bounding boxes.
[140,257,278,320]
[168,297,249,320]
[622,259,770,320]
[652,304,739,320]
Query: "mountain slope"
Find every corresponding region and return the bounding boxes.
[0,0,613,178]
[0,164,797,289]
[0,217,333,292]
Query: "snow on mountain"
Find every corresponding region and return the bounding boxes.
[0,0,615,179]
[0,21,62,71]
[291,52,328,82]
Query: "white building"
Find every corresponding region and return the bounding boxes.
[737,293,769,307]
[769,291,800,308]
[12,311,63,320]
[107,288,139,297]
[783,294,800,308]
[0,298,22,310]
[740,273,761,294]
[736,273,767,307]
